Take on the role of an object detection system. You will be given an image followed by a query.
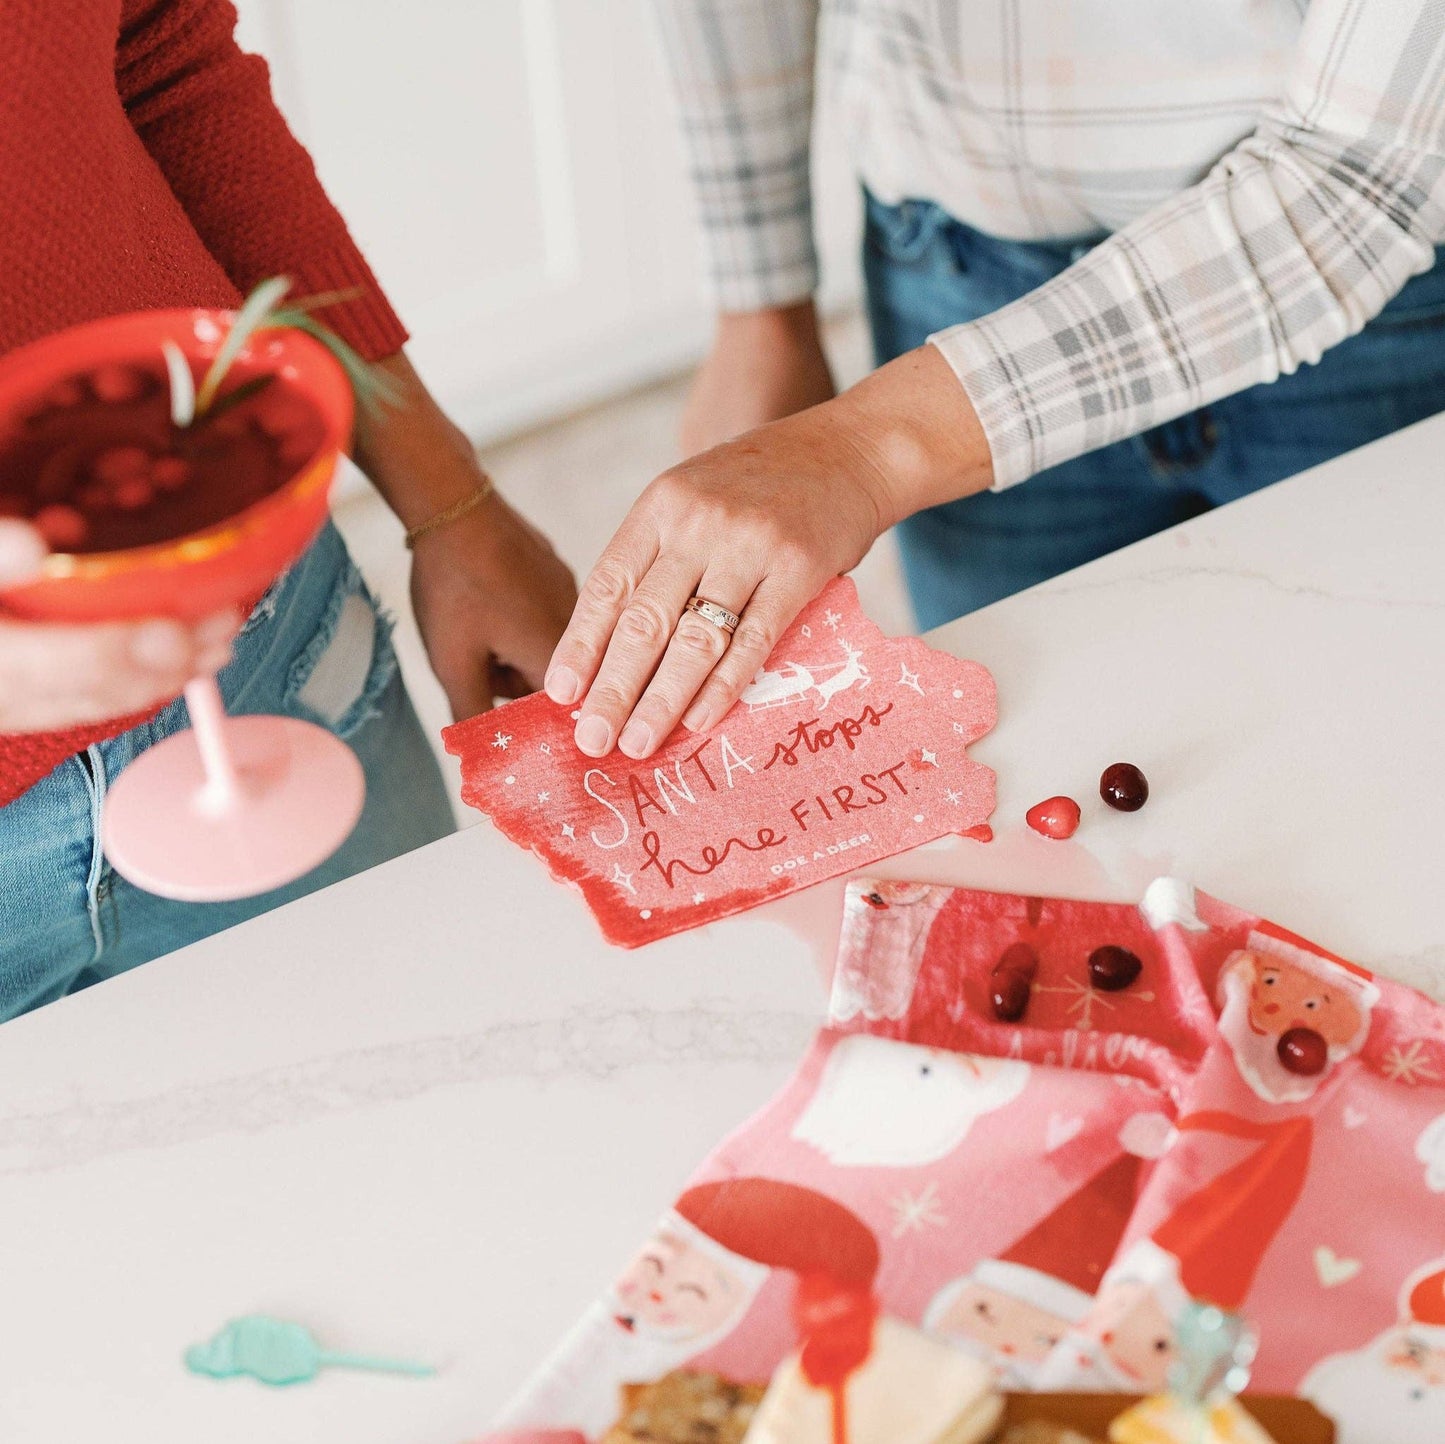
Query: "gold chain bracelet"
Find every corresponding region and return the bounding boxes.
[403,478,495,550]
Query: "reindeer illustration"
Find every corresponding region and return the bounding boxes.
[741,640,870,712]
[811,640,870,710]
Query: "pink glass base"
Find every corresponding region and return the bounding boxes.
[102,714,366,903]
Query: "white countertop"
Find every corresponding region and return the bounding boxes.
[4,416,1444,1444]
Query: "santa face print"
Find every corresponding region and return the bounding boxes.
[928,1278,1070,1378]
[1244,955,1363,1047]
[1386,1331,1445,1388]
[1304,1328,1445,1444]
[1217,950,1371,1103]
[791,1034,1029,1168]
[611,1231,750,1342]
[1083,1279,1177,1391]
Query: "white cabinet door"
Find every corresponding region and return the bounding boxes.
[233,0,861,444]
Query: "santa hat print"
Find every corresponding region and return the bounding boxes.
[678,1177,882,1393]
[1153,1112,1314,1312]
[1402,1259,1445,1345]
[965,1154,1144,1324]
[675,1177,880,1289]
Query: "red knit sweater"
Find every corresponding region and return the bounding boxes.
[0,0,409,808]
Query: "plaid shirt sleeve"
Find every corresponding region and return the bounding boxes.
[932,0,1445,489]
[653,0,821,310]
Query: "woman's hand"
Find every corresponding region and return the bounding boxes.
[680,301,837,456]
[544,345,993,760]
[353,352,578,719]
[409,490,577,719]
[0,519,238,734]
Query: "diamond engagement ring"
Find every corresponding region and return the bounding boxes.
[684,596,740,634]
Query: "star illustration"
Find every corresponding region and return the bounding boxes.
[491,731,512,750]
[1382,1040,1440,1086]
[561,822,576,840]
[824,608,842,630]
[899,664,924,695]
[538,742,551,755]
[610,864,637,896]
[920,748,939,767]
[944,788,964,805]
[952,721,965,735]
[889,1181,947,1238]
[537,791,550,803]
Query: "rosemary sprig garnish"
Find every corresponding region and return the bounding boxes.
[176,277,401,429]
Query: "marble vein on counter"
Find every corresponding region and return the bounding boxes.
[0,1003,819,1177]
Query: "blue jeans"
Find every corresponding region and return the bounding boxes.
[864,189,1445,629]
[0,522,454,1020]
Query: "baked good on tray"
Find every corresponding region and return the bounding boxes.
[743,1316,1003,1444]
[601,1370,766,1443]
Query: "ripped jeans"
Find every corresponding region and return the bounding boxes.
[0,522,455,1020]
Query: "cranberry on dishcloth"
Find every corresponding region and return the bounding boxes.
[1088,945,1143,992]
[1277,1026,1328,1076]
[990,942,1038,1022]
[1100,762,1149,812]
[1026,795,1081,839]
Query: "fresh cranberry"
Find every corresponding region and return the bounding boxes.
[990,942,1038,1022]
[32,504,88,550]
[991,973,1031,1023]
[150,456,193,492]
[1100,762,1149,812]
[1026,795,1081,839]
[92,447,151,487]
[995,941,1039,981]
[112,478,155,511]
[1277,1026,1328,1076]
[1088,945,1143,991]
[89,363,150,404]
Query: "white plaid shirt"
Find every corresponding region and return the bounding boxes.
[656,0,1445,487]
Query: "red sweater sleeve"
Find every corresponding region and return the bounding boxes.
[115,0,408,360]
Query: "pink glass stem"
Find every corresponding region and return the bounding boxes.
[183,675,242,816]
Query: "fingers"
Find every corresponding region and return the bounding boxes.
[0,608,241,733]
[0,520,47,586]
[569,556,701,757]
[612,571,755,760]
[678,576,813,735]
[543,519,657,711]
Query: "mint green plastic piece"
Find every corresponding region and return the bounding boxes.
[184,1315,435,1387]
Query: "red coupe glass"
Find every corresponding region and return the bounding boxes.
[0,308,366,901]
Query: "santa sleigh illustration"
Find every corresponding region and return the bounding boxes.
[740,639,871,713]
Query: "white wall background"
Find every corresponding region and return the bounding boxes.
[233,0,862,445]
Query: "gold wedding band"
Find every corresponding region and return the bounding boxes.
[684,596,740,634]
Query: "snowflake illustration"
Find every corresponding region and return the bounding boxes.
[537,791,550,804]
[1033,976,1157,1032]
[952,721,966,735]
[944,788,964,805]
[889,1181,947,1238]
[824,609,842,630]
[491,731,512,750]
[1382,1040,1440,1086]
